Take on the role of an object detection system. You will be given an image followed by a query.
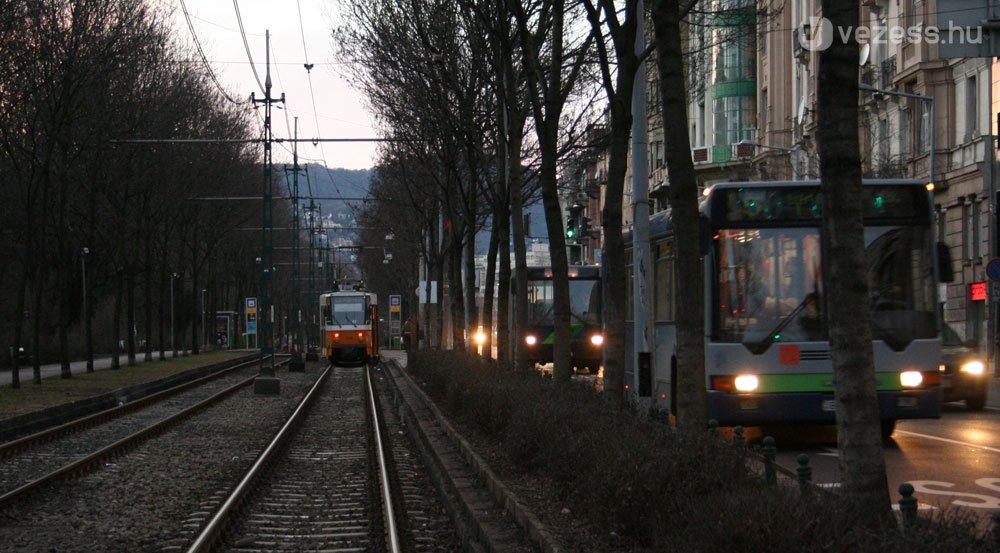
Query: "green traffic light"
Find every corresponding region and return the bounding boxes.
[566,229,576,238]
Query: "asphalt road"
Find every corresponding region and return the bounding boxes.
[769,385,1000,527]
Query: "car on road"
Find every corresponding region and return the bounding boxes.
[940,323,988,411]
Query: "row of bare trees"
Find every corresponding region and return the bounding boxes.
[340,0,890,521]
[0,0,290,387]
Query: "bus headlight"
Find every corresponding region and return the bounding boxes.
[900,371,923,387]
[734,374,759,392]
[474,329,487,345]
[525,335,537,346]
[590,334,604,346]
[960,360,985,375]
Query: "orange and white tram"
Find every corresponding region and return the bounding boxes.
[320,290,379,366]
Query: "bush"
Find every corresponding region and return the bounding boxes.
[406,351,997,552]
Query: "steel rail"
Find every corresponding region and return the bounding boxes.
[0,359,287,507]
[366,364,402,553]
[185,363,332,553]
[0,355,260,458]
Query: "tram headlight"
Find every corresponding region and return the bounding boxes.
[960,360,985,375]
[525,335,537,346]
[474,329,487,345]
[900,371,923,388]
[590,334,604,346]
[734,374,759,392]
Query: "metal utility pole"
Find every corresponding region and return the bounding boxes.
[253,30,283,395]
[305,198,320,361]
[288,118,305,372]
[631,0,652,406]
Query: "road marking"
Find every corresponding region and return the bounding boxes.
[895,430,1000,454]
[816,447,839,457]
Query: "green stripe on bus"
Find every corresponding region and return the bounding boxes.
[742,372,902,393]
[542,324,584,345]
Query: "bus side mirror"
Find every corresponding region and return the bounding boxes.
[936,242,954,283]
[698,215,712,256]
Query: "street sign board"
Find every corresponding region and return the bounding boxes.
[390,294,401,312]
[987,259,1000,282]
[246,297,258,335]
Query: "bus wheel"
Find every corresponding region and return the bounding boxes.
[880,419,897,441]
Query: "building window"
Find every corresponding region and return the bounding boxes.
[761,88,768,133]
[900,107,912,156]
[918,101,930,154]
[654,242,675,322]
[963,200,975,262]
[966,74,978,141]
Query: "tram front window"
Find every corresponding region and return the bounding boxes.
[526,280,601,325]
[331,297,366,325]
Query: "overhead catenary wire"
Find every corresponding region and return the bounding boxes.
[233,0,265,94]
[178,0,244,105]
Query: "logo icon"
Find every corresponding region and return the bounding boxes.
[798,17,834,52]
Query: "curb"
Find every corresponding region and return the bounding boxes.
[385,359,563,553]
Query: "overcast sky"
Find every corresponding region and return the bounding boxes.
[169,0,378,170]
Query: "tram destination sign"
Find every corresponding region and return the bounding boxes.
[714,185,929,225]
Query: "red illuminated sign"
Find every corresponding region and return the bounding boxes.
[970,282,987,301]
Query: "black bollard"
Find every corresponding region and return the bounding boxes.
[733,425,745,448]
[796,453,811,494]
[708,419,719,437]
[762,436,777,486]
[898,483,917,528]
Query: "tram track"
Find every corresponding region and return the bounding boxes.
[187,363,402,553]
[0,357,286,507]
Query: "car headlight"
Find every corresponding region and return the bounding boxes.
[525,335,537,346]
[474,330,487,345]
[900,371,923,388]
[960,360,985,375]
[734,374,759,392]
[590,334,604,346]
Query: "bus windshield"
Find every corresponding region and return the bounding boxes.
[713,225,935,349]
[526,280,602,325]
[330,296,367,325]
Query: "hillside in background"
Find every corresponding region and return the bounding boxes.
[295,164,371,223]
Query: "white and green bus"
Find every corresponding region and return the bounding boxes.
[623,180,952,437]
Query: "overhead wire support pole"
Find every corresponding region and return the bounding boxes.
[631,0,652,408]
[288,117,305,372]
[253,30,284,395]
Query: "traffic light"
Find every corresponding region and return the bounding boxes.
[580,216,591,237]
[565,217,577,239]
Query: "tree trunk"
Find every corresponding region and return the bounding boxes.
[464,202,478,349]
[144,225,153,362]
[818,0,892,521]
[496,205,511,365]
[508,132,530,370]
[482,210,502,358]
[600,95,632,403]
[538,144,573,382]
[127,266,137,366]
[449,229,466,351]
[652,0,707,429]
[112,266,123,369]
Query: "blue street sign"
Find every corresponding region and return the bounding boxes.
[987,258,1000,282]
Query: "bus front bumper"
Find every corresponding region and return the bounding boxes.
[706,389,941,426]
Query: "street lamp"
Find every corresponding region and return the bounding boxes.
[81,247,92,372]
[859,82,936,185]
[738,139,801,180]
[171,273,178,358]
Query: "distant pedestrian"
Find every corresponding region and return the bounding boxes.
[402,318,414,351]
